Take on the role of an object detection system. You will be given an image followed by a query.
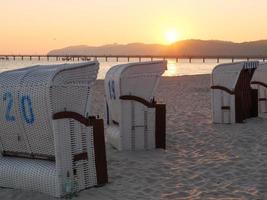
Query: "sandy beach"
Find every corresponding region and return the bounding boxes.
[0,74,266,200]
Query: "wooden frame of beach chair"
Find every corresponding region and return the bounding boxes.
[105,61,167,151]
[251,62,267,114]
[0,61,108,197]
[211,61,259,123]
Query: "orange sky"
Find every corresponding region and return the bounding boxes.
[1,0,267,54]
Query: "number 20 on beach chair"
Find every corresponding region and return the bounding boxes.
[0,61,108,197]
[105,61,167,151]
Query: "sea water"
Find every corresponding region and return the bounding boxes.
[0,57,249,79]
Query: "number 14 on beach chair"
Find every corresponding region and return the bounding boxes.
[105,61,167,151]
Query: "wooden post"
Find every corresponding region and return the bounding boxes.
[21,56,23,60]
[189,58,192,63]
[155,104,166,149]
[151,57,153,61]
[176,58,178,63]
[217,58,219,63]
[116,57,119,62]
[247,57,249,61]
[47,56,49,61]
[139,57,141,62]
[105,57,108,62]
[30,56,32,61]
[13,56,15,60]
[203,58,205,63]
[232,58,234,63]
[38,56,40,61]
[127,57,130,62]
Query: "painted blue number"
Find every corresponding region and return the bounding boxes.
[108,80,116,100]
[3,92,15,122]
[20,95,35,124]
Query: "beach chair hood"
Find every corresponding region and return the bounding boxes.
[105,61,167,125]
[0,61,98,157]
[251,62,267,113]
[251,62,267,89]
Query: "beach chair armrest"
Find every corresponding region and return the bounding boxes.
[53,111,108,185]
[211,85,235,95]
[119,95,156,108]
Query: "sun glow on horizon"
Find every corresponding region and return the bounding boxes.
[165,30,181,44]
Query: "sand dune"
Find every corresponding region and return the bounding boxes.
[0,75,266,200]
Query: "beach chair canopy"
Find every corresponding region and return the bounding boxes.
[212,62,258,92]
[105,61,166,125]
[251,62,267,88]
[211,61,258,123]
[251,62,267,113]
[105,61,167,151]
[0,62,98,157]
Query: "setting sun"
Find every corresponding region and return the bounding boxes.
[165,30,180,44]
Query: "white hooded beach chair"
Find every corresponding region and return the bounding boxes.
[105,61,167,151]
[0,61,108,197]
[211,61,259,123]
[251,62,267,114]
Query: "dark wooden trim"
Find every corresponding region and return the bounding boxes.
[259,98,267,101]
[120,95,156,108]
[112,120,119,125]
[221,106,230,110]
[211,86,235,95]
[251,81,267,88]
[53,111,96,126]
[92,118,108,185]
[235,68,258,123]
[53,111,108,185]
[73,152,88,162]
[2,151,55,161]
[155,104,166,149]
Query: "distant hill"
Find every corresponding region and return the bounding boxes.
[48,40,267,56]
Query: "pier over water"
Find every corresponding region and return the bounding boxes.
[0,55,266,63]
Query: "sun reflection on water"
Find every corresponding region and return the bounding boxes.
[163,62,179,77]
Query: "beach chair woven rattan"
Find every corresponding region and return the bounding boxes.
[0,61,108,197]
[251,62,267,114]
[211,61,259,123]
[105,61,167,151]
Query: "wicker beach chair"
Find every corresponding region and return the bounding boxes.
[105,61,167,151]
[251,62,267,114]
[211,61,259,123]
[0,61,108,197]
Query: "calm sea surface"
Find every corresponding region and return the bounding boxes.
[0,57,250,79]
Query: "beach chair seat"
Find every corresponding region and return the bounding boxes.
[251,62,267,114]
[105,61,167,151]
[0,61,108,197]
[211,61,259,123]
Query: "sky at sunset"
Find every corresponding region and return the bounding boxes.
[1,0,267,54]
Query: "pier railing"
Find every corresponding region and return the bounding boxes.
[0,55,267,63]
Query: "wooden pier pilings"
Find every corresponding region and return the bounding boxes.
[0,55,267,63]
